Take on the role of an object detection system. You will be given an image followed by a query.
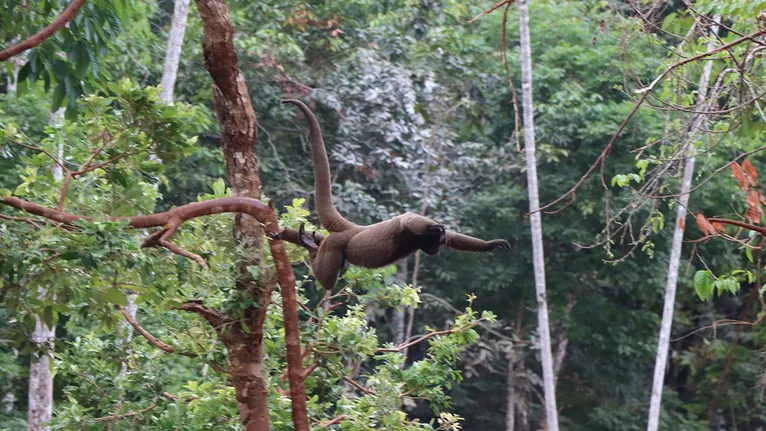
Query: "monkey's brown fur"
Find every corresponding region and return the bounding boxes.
[274,99,510,290]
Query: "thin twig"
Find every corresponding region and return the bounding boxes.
[93,404,156,422]
[342,376,376,395]
[379,320,483,353]
[118,305,176,353]
[468,0,513,23]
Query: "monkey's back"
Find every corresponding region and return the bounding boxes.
[344,219,420,268]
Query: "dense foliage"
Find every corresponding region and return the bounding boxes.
[2,0,766,430]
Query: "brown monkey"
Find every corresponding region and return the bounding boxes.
[273,99,510,290]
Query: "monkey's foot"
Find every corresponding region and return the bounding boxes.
[489,239,511,251]
[428,224,446,244]
[298,223,319,250]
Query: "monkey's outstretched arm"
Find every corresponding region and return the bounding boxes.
[444,232,510,252]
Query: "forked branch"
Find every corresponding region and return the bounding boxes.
[2,196,274,268]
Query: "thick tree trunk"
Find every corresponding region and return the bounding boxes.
[518,1,558,430]
[160,0,191,102]
[646,16,719,431]
[193,1,269,429]
[221,328,270,430]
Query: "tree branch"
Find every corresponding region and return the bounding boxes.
[378,320,483,353]
[342,376,376,395]
[1,196,274,268]
[174,300,224,329]
[93,404,156,423]
[317,415,347,428]
[707,218,766,236]
[0,0,89,61]
[538,26,766,214]
[118,305,177,354]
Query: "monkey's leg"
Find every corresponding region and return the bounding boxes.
[310,240,346,290]
[444,232,510,252]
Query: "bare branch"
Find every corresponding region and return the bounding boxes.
[174,300,224,329]
[468,0,513,23]
[118,305,177,354]
[342,376,376,395]
[93,404,156,423]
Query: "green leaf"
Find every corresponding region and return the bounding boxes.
[60,251,80,260]
[693,270,714,301]
[211,178,226,196]
[51,81,66,111]
[104,288,128,306]
[746,247,754,263]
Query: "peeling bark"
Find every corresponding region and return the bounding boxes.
[193,0,268,428]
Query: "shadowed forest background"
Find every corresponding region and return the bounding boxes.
[1,0,766,430]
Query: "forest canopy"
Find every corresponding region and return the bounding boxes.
[1,0,766,430]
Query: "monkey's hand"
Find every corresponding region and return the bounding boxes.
[268,230,282,240]
[488,239,511,251]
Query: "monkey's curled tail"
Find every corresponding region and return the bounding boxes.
[282,99,358,233]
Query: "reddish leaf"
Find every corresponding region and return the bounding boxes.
[746,190,764,224]
[732,162,747,189]
[743,158,759,186]
[696,214,715,235]
[677,217,685,230]
[711,222,726,233]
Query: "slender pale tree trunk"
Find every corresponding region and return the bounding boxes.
[28,109,64,431]
[646,16,720,431]
[518,387,530,431]
[505,347,518,431]
[27,298,55,431]
[160,0,191,102]
[518,1,558,430]
[118,292,138,378]
[391,260,408,345]
[7,46,23,95]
